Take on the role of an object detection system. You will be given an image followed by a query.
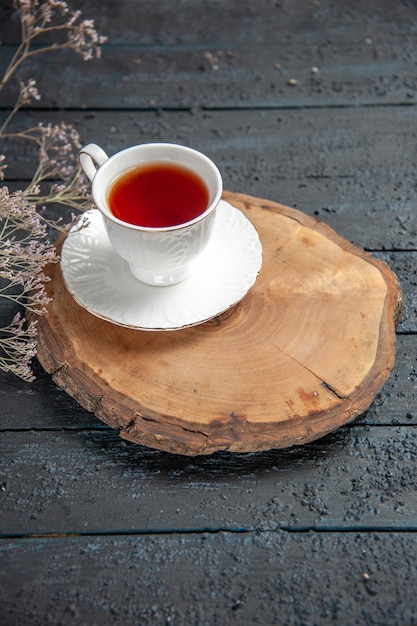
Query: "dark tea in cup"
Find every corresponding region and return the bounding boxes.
[108,162,209,228]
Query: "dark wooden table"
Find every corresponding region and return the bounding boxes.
[1,1,417,624]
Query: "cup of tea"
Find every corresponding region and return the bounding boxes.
[79,142,223,286]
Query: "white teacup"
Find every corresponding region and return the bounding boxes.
[79,142,223,286]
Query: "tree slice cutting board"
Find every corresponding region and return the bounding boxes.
[35,191,403,456]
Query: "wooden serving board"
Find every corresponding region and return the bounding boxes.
[35,192,403,455]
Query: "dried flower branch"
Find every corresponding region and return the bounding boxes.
[0,187,57,380]
[0,78,41,134]
[0,0,107,92]
[3,121,94,214]
[0,187,56,311]
[0,313,38,382]
[0,1,106,380]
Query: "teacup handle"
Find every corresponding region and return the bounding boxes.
[79,143,109,182]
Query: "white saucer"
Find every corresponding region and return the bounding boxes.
[61,200,262,330]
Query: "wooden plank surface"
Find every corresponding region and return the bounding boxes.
[1,0,417,108]
[1,532,417,626]
[4,106,417,252]
[1,0,417,623]
[2,424,417,534]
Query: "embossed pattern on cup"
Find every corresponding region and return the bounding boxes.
[79,142,223,285]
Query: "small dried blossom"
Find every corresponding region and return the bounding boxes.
[0,156,6,181]
[18,78,41,105]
